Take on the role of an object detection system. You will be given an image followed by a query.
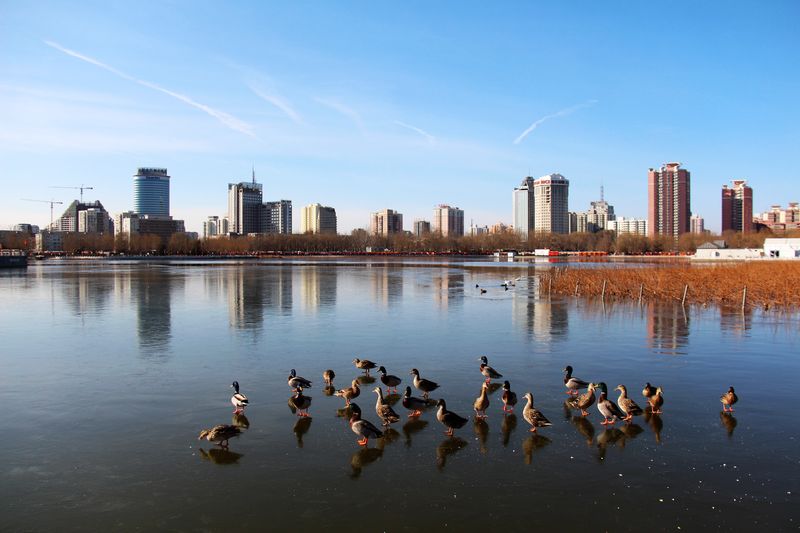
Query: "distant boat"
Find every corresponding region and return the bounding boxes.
[0,249,28,269]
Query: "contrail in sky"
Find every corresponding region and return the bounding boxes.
[44,40,256,138]
[249,85,302,124]
[394,120,435,144]
[513,100,597,144]
[315,97,365,131]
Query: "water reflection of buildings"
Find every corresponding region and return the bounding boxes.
[227,267,293,331]
[133,269,178,355]
[645,302,689,353]
[512,279,568,341]
[299,266,336,313]
[432,269,463,309]
[719,306,752,337]
[371,266,403,307]
[62,272,113,317]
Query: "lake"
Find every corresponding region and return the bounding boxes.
[1,258,797,531]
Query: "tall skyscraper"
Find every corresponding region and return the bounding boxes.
[648,162,691,237]
[370,209,403,236]
[721,180,753,233]
[533,174,569,234]
[262,200,292,234]
[227,173,263,235]
[690,214,705,234]
[432,205,464,237]
[512,176,535,238]
[134,168,170,217]
[301,204,337,234]
[414,220,431,236]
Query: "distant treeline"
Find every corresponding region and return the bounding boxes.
[9,228,780,255]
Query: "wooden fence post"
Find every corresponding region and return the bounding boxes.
[638,283,644,305]
[681,284,688,307]
[575,281,579,296]
[741,286,747,312]
[601,279,607,301]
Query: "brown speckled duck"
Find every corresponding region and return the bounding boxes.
[567,382,597,416]
[649,386,664,414]
[353,358,377,376]
[198,424,242,448]
[323,369,335,387]
[720,386,738,412]
[615,384,644,422]
[373,387,400,426]
[522,392,552,433]
[501,381,518,413]
[473,382,490,418]
[436,399,468,436]
[335,379,361,406]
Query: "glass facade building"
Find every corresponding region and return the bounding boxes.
[134,168,170,217]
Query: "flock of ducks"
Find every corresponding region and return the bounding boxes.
[198,358,740,450]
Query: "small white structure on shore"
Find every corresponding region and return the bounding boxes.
[764,238,800,259]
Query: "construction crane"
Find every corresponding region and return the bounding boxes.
[50,184,94,203]
[21,199,64,229]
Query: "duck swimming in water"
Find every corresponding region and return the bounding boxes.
[230,381,249,414]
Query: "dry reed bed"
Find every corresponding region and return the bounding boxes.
[540,262,800,309]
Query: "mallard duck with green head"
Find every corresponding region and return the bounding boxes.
[596,382,625,425]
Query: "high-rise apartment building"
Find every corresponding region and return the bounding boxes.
[512,176,535,238]
[432,205,464,237]
[569,189,615,234]
[228,179,263,235]
[52,200,113,233]
[301,204,337,234]
[647,162,691,237]
[134,168,170,217]
[721,180,753,233]
[413,220,431,236]
[690,214,705,234]
[370,209,403,236]
[533,174,569,234]
[263,200,292,234]
[203,216,220,239]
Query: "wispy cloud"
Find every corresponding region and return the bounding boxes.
[513,99,597,144]
[394,120,435,145]
[44,40,256,138]
[314,97,365,131]
[248,84,302,124]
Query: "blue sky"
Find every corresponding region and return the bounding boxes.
[1,1,798,233]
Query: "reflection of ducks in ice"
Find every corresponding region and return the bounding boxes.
[356,375,376,385]
[323,385,336,397]
[289,387,312,417]
[199,447,243,465]
[565,402,595,445]
[436,437,468,471]
[231,413,250,430]
[293,416,312,448]
[522,434,552,465]
[349,441,385,479]
[473,417,489,455]
[643,410,664,444]
[719,412,737,438]
[596,428,625,461]
[198,424,241,448]
[402,418,428,447]
[618,422,644,442]
[500,413,517,447]
[230,381,249,414]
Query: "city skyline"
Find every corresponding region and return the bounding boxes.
[1,2,799,233]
